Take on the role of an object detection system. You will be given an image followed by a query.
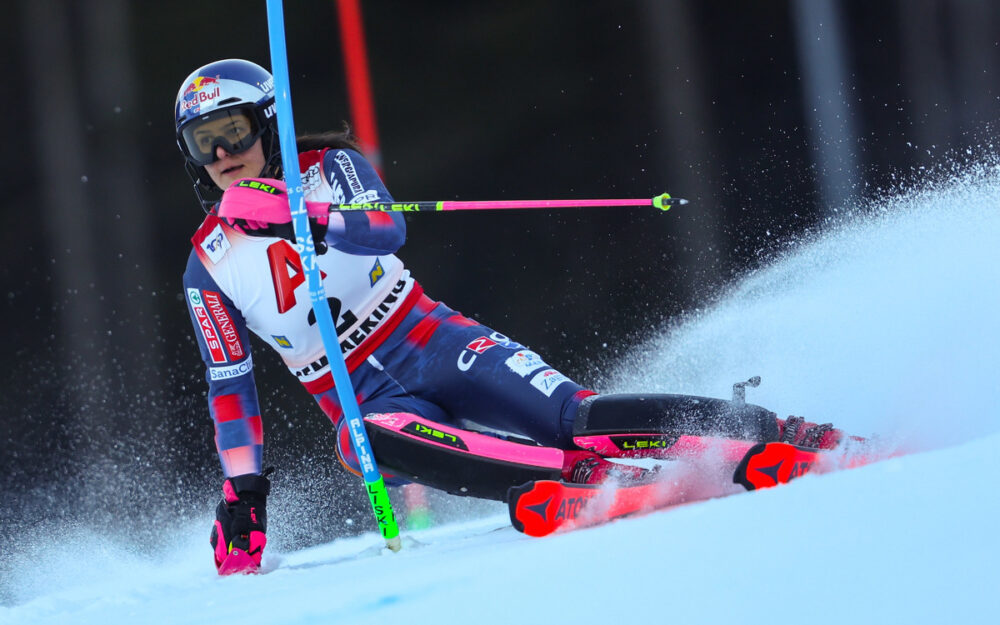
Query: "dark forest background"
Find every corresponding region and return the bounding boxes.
[3,0,999,566]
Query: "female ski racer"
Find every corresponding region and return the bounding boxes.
[177,59,848,574]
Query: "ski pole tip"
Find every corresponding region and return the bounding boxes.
[652,193,688,211]
[385,536,403,552]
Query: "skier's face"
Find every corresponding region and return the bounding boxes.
[203,136,267,191]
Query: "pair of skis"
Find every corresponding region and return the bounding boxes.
[508,440,875,537]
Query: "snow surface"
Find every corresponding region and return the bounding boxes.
[4,164,1000,624]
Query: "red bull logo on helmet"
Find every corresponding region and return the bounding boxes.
[181,76,221,112]
[182,76,219,97]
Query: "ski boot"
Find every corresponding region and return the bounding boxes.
[562,450,658,486]
[776,415,861,450]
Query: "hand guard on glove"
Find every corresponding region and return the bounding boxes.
[210,471,271,575]
[217,178,331,253]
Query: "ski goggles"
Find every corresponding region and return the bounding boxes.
[179,106,266,166]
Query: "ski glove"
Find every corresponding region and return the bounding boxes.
[218,178,331,253]
[211,471,271,575]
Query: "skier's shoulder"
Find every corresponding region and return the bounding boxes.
[183,245,202,280]
[299,145,371,180]
[183,242,221,293]
[303,147,386,205]
[189,212,239,263]
[315,146,374,178]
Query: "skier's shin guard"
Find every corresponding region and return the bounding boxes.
[362,413,562,502]
[571,394,780,459]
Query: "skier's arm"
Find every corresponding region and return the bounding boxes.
[183,251,263,478]
[322,148,406,255]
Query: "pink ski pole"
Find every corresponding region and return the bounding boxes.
[331,192,686,212]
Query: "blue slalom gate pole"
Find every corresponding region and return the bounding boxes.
[265,0,401,551]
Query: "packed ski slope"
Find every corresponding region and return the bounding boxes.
[4,435,999,625]
[4,165,999,624]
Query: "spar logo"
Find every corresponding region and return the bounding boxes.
[187,288,225,363]
[181,76,221,112]
[203,291,244,359]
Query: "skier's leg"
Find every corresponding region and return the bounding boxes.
[330,396,651,500]
[305,311,573,499]
[364,301,594,449]
[350,305,742,477]
[369,304,842,455]
[351,307,663,491]
[362,409,563,500]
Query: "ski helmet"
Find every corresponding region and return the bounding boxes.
[174,59,280,208]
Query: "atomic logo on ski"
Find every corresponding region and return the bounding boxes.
[508,479,676,537]
[554,497,589,521]
[525,497,552,521]
[734,442,827,490]
[754,460,783,484]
